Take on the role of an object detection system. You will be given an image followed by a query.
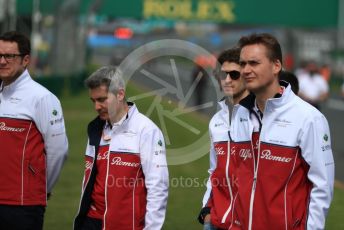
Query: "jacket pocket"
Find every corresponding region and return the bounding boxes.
[292,218,301,229]
[28,163,36,175]
[27,161,38,194]
[26,159,46,202]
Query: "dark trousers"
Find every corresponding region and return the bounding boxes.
[80,216,102,230]
[0,205,45,230]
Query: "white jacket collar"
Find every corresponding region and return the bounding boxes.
[265,83,295,111]
[238,81,295,113]
[1,69,30,93]
[218,98,229,112]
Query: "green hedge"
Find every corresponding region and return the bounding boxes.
[34,72,88,98]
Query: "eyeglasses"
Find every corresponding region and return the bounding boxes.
[217,70,241,80]
[0,54,24,62]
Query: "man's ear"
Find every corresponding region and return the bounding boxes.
[273,59,282,75]
[117,88,125,102]
[22,54,30,68]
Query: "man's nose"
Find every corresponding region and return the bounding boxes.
[95,101,102,110]
[0,56,7,63]
[241,64,251,75]
[225,74,232,82]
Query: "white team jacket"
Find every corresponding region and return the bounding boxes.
[229,83,334,230]
[202,99,230,206]
[0,70,68,205]
[201,99,238,228]
[75,103,169,230]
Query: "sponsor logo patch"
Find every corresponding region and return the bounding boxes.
[215,122,224,127]
[0,122,25,132]
[111,157,140,168]
[321,145,331,151]
[97,150,109,160]
[9,97,22,104]
[273,118,292,127]
[215,146,226,155]
[50,117,63,125]
[154,149,165,155]
[239,149,252,160]
[121,130,137,137]
[260,149,292,163]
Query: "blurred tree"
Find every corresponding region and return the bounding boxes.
[0,0,16,34]
[50,0,84,76]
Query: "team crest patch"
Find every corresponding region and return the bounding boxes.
[323,134,328,142]
[52,109,58,116]
[158,140,163,146]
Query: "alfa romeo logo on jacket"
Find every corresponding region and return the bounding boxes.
[0,122,25,132]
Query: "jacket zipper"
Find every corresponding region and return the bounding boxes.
[248,138,259,230]
[248,106,264,230]
[221,104,234,224]
[221,140,233,224]
[102,148,111,230]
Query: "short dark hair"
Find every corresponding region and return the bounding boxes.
[238,33,282,65]
[0,31,31,55]
[217,47,241,65]
[279,71,299,94]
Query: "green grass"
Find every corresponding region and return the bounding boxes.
[327,187,344,229]
[44,88,344,230]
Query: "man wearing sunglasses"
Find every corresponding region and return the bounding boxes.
[198,47,249,230]
[0,31,68,230]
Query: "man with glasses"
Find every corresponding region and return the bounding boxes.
[198,47,249,230]
[0,31,68,230]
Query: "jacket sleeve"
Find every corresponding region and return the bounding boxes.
[82,139,95,191]
[198,132,217,225]
[140,127,169,230]
[299,114,334,230]
[202,132,217,207]
[35,93,68,193]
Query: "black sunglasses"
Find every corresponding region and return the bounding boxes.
[217,70,241,80]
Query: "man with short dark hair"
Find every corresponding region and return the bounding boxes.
[198,47,249,230]
[229,33,334,229]
[0,31,68,230]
